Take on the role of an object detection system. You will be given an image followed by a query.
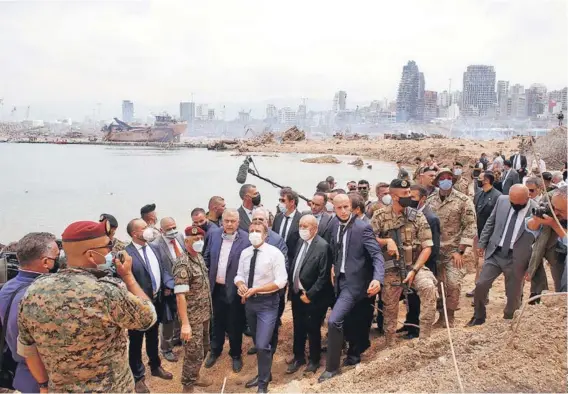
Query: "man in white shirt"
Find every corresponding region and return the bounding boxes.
[235,222,287,393]
[467,185,537,326]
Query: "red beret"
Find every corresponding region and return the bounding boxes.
[62,220,110,242]
[185,225,205,237]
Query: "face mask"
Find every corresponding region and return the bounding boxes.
[381,195,392,205]
[48,257,60,274]
[299,229,311,241]
[454,168,463,176]
[91,250,114,271]
[251,194,261,206]
[278,203,287,213]
[192,240,204,253]
[477,180,483,188]
[398,197,413,208]
[222,232,236,241]
[164,229,178,239]
[249,232,263,247]
[511,202,527,212]
[338,214,352,224]
[408,199,420,209]
[325,202,334,212]
[438,179,453,191]
[142,227,156,242]
[199,222,210,232]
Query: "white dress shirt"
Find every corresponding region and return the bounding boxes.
[279,210,297,241]
[499,204,530,249]
[216,238,234,284]
[135,242,162,294]
[242,205,253,221]
[292,238,313,291]
[234,243,287,293]
[165,237,183,260]
[337,222,349,274]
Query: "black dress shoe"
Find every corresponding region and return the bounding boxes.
[162,351,178,362]
[466,289,475,297]
[248,346,258,355]
[342,356,360,366]
[257,387,268,393]
[286,359,306,374]
[395,325,409,334]
[151,366,173,380]
[245,374,272,388]
[244,326,253,337]
[232,357,243,373]
[304,361,319,374]
[503,313,514,320]
[204,353,218,369]
[403,331,420,340]
[466,317,485,327]
[318,370,340,383]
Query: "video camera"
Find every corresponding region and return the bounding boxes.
[532,203,553,218]
[0,252,20,286]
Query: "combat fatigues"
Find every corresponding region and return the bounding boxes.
[371,205,438,340]
[111,237,128,254]
[17,268,157,393]
[173,253,212,388]
[453,176,471,197]
[427,189,477,311]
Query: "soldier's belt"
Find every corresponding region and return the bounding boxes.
[384,260,412,271]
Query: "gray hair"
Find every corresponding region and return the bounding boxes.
[239,184,255,200]
[525,177,543,188]
[16,232,56,265]
[222,208,239,220]
[553,185,567,198]
[252,206,270,220]
[551,171,564,183]
[159,217,175,229]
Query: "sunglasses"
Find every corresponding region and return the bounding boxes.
[528,189,536,193]
[358,187,368,190]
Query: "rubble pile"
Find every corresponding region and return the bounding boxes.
[301,155,342,164]
[348,157,364,167]
[530,126,567,169]
[280,126,305,142]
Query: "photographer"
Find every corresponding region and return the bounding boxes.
[525,186,568,293]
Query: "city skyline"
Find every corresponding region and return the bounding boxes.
[1,0,567,121]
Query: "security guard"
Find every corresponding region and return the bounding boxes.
[371,179,437,345]
[173,226,213,393]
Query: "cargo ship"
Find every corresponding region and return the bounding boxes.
[102,114,187,143]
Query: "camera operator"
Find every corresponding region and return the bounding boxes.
[525,186,568,293]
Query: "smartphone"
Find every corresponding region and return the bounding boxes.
[116,251,126,264]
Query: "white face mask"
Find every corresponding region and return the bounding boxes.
[249,232,263,247]
[192,240,204,253]
[278,203,287,213]
[299,229,311,241]
[325,202,334,212]
[381,195,392,205]
[143,227,156,242]
[454,168,463,176]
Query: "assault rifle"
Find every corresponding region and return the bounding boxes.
[390,228,413,301]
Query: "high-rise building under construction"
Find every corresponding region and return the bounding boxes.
[396,61,424,122]
[462,65,496,117]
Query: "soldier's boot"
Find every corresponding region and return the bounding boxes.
[182,385,194,393]
[385,333,396,347]
[195,376,213,387]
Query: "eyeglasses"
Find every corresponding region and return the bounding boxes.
[528,189,536,193]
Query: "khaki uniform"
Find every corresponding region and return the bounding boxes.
[427,189,477,310]
[453,176,471,197]
[173,253,212,388]
[111,238,128,254]
[17,268,157,393]
[371,206,438,337]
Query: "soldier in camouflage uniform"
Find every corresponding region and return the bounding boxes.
[372,179,438,345]
[452,162,471,197]
[17,220,157,393]
[174,225,213,393]
[99,213,128,254]
[427,168,477,327]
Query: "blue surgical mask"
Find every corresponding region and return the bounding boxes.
[92,250,113,271]
[439,179,453,191]
[278,203,286,213]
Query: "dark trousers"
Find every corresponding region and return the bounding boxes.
[211,284,245,359]
[375,291,384,329]
[325,275,358,372]
[269,287,287,353]
[129,320,161,381]
[290,292,327,363]
[405,291,421,335]
[345,295,374,359]
[474,251,527,320]
[245,293,280,390]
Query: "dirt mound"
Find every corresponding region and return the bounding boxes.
[281,126,305,142]
[348,157,364,167]
[301,155,342,164]
[530,127,567,169]
[282,297,567,393]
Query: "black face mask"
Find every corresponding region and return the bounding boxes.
[48,257,60,274]
[511,202,527,212]
[338,214,352,224]
[398,197,413,208]
[408,199,420,209]
[199,222,211,232]
[477,180,483,188]
[251,194,261,206]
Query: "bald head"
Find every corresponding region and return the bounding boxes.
[333,194,352,221]
[159,217,176,231]
[509,184,530,206]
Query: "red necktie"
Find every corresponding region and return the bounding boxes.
[171,239,182,258]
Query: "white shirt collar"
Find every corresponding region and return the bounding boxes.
[285,209,297,218]
[134,242,148,251]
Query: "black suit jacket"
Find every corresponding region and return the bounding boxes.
[272,211,302,264]
[474,186,502,237]
[509,154,527,170]
[502,169,520,195]
[288,235,333,305]
[238,206,252,232]
[421,206,440,276]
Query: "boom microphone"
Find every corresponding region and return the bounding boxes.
[236,158,250,184]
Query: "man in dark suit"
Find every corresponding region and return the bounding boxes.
[318,194,384,383]
[309,192,333,237]
[238,184,261,232]
[501,160,520,195]
[151,217,187,362]
[273,188,302,262]
[467,185,537,326]
[510,151,527,180]
[125,219,174,393]
[203,208,250,373]
[286,215,332,375]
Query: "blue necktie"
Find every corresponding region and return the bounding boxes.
[141,245,158,294]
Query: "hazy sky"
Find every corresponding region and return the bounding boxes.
[0,0,567,120]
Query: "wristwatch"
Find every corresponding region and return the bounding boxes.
[411,267,420,275]
[38,381,49,389]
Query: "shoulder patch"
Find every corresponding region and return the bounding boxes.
[179,269,188,279]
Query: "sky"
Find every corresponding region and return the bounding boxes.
[0,0,567,121]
